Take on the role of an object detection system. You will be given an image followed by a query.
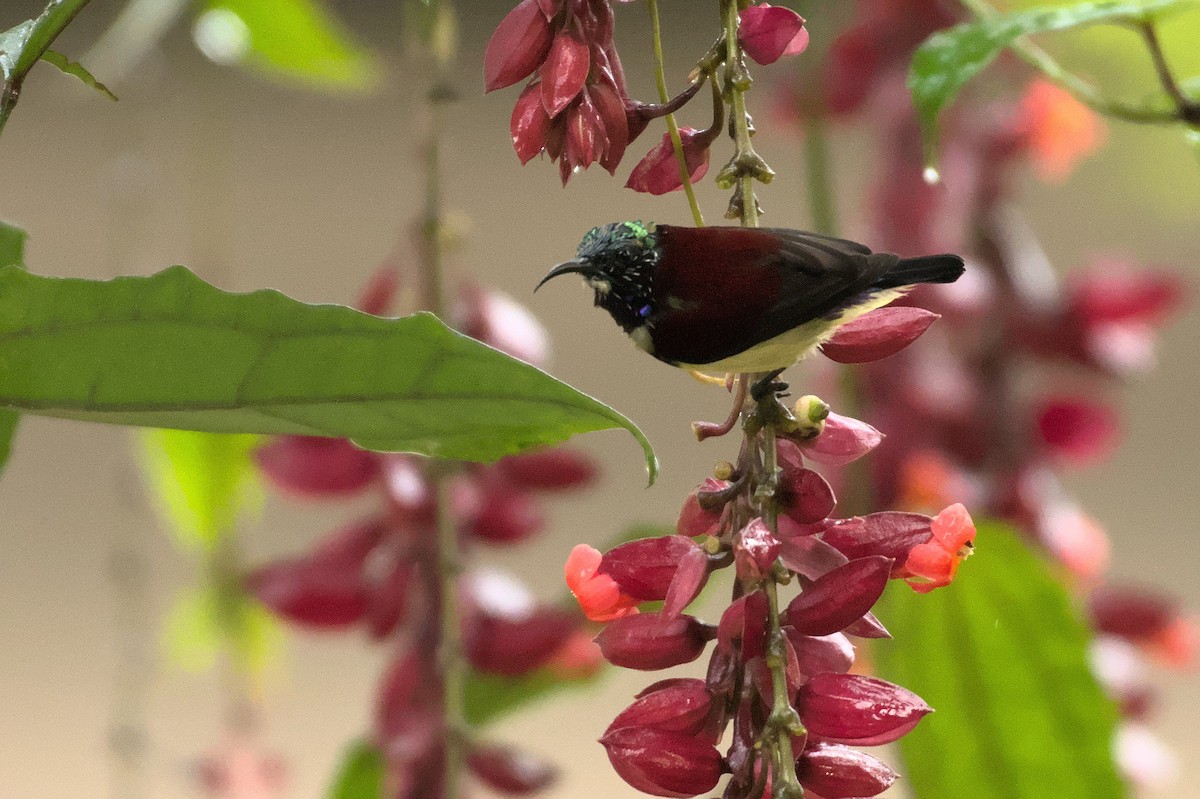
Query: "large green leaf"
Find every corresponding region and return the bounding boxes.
[875,521,1125,799]
[0,0,106,134]
[196,0,380,92]
[0,221,24,477]
[139,429,262,550]
[328,740,384,799]
[0,265,657,480]
[909,0,1198,163]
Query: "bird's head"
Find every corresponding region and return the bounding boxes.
[536,221,661,333]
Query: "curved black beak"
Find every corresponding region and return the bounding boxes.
[535,258,594,292]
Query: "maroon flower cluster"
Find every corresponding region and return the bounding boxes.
[567,316,976,797]
[796,8,1196,787]
[487,0,808,192]
[248,268,599,798]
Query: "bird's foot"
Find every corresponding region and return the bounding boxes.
[750,369,788,402]
[689,369,730,388]
[692,375,750,441]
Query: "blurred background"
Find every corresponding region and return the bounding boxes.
[0,0,1197,797]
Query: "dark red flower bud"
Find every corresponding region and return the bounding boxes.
[734,518,782,582]
[355,264,400,316]
[365,560,416,640]
[785,556,891,636]
[485,0,554,92]
[820,513,933,575]
[311,517,388,565]
[785,629,856,677]
[595,612,716,670]
[599,727,723,798]
[625,128,712,195]
[778,467,837,524]
[1070,263,1184,327]
[608,678,714,738]
[1035,397,1120,464]
[820,307,940,364]
[498,447,597,490]
[468,743,557,795]
[799,412,883,466]
[466,481,544,544]
[747,638,802,708]
[600,535,704,601]
[376,651,440,746]
[661,545,712,622]
[718,591,769,662]
[511,82,552,164]
[540,30,590,116]
[255,435,378,497]
[738,4,809,65]
[841,611,891,639]
[1090,587,1177,641]
[248,540,371,629]
[778,533,849,581]
[565,90,603,170]
[677,478,729,537]
[797,674,931,746]
[796,743,898,798]
[590,81,630,174]
[467,606,577,676]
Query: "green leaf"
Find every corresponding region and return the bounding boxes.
[139,429,262,550]
[196,0,380,92]
[875,521,1125,799]
[0,221,25,477]
[41,49,116,100]
[328,740,384,799]
[909,0,1198,163]
[1,0,95,133]
[0,265,657,482]
[164,587,281,676]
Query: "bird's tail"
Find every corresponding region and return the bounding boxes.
[874,254,965,290]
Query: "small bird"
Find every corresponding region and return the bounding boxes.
[536,221,965,375]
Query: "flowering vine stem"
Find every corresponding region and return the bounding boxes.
[720,7,810,796]
[957,0,1198,126]
[648,0,706,226]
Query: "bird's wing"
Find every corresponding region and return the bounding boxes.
[747,229,898,346]
[649,226,897,366]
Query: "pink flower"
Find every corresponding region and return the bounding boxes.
[901,503,976,593]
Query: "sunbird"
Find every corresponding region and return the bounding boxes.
[537,221,965,375]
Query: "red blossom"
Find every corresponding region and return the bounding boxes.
[796,673,931,745]
[595,612,716,670]
[1035,397,1120,465]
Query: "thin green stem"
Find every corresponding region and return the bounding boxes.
[1138,19,1200,126]
[648,0,705,226]
[720,0,772,225]
[802,112,837,236]
[0,0,95,137]
[956,0,1181,125]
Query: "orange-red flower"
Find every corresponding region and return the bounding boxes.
[901,503,976,593]
[1018,79,1106,181]
[565,544,640,622]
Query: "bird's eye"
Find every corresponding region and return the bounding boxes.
[639,304,652,318]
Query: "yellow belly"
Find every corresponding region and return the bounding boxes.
[675,288,906,373]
